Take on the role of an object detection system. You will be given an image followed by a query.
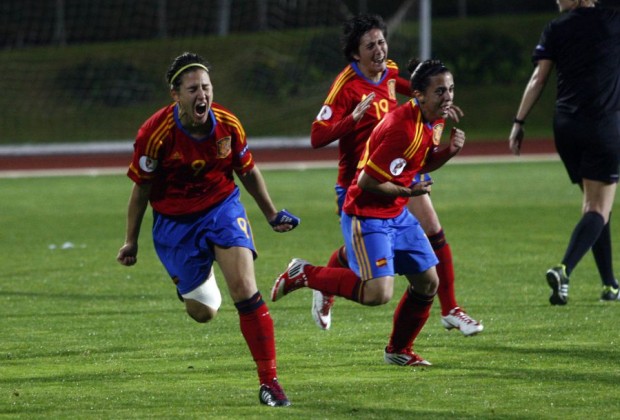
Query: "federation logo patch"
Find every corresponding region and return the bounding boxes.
[432,123,444,146]
[139,155,158,172]
[389,158,407,176]
[217,136,232,158]
[316,105,332,121]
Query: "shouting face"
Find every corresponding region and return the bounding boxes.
[171,68,213,128]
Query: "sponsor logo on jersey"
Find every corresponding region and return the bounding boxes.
[389,158,407,176]
[139,155,158,172]
[316,105,332,121]
[433,123,444,146]
[388,79,396,100]
[217,136,232,158]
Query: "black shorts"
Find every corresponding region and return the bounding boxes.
[553,110,620,184]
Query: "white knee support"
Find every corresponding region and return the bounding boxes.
[182,270,222,311]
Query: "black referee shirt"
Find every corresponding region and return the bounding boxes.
[532,7,620,115]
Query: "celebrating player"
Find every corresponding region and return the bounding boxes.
[272,58,464,366]
[116,52,299,407]
[310,13,482,335]
[509,0,620,304]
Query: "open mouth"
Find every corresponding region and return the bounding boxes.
[195,103,207,117]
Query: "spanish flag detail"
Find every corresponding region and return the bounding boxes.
[376,258,388,267]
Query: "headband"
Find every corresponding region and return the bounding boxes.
[169,63,209,87]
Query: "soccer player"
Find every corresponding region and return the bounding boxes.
[272,59,464,366]
[509,0,620,304]
[310,13,482,335]
[116,52,300,407]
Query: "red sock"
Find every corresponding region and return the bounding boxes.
[236,293,276,385]
[306,265,363,303]
[387,287,434,352]
[430,231,458,316]
[327,245,349,268]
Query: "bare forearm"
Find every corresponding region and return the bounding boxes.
[238,166,278,220]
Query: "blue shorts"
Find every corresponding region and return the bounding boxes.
[151,187,256,294]
[335,184,347,216]
[341,209,438,281]
[412,173,432,184]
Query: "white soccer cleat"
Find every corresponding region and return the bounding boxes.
[441,307,483,336]
[311,290,333,330]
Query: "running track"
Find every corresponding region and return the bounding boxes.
[0,138,557,177]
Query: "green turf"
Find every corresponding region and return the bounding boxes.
[2,161,619,419]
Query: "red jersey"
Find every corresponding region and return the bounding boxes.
[127,102,254,216]
[343,99,445,219]
[311,60,410,188]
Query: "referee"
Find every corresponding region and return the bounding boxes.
[508,0,620,304]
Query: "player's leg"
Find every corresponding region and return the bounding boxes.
[383,209,438,366]
[272,214,397,306]
[215,245,290,407]
[384,268,437,367]
[552,179,617,300]
[591,217,620,300]
[549,111,620,304]
[311,246,344,330]
[311,186,350,329]
[181,268,222,322]
[408,192,483,336]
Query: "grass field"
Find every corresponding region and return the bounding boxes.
[2,160,619,419]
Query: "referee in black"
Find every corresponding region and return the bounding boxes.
[508,0,620,305]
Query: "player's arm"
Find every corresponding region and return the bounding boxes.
[357,170,432,197]
[117,182,151,266]
[422,127,466,173]
[237,166,299,232]
[509,59,553,155]
[310,92,376,149]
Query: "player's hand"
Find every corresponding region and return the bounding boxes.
[409,180,433,196]
[446,105,464,123]
[269,209,300,233]
[449,127,465,152]
[352,92,375,121]
[117,243,138,266]
[509,124,524,155]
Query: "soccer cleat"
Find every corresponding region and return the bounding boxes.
[271,258,310,302]
[311,290,334,330]
[546,264,569,305]
[383,347,431,367]
[441,307,483,336]
[600,285,620,301]
[259,378,291,407]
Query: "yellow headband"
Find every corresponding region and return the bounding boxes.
[169,63,209,87]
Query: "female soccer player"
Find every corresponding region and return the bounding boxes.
[310,13,482,335]
[509,0,620,304]
[272,58,464,366]
[116,52,300,407]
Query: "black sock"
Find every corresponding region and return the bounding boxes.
[592,219,618,287]
[562,211,605,276]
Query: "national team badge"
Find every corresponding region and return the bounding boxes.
[389,158,407,176]
[433,123,444,146]
[139,155,158,172]
[217,136,232,158]
[388,79,396,100]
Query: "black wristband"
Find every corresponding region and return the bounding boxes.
[513,117,525,125]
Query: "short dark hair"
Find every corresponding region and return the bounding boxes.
[341,14,387,62]
[407,58,450,92]
[166,52,210,89]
